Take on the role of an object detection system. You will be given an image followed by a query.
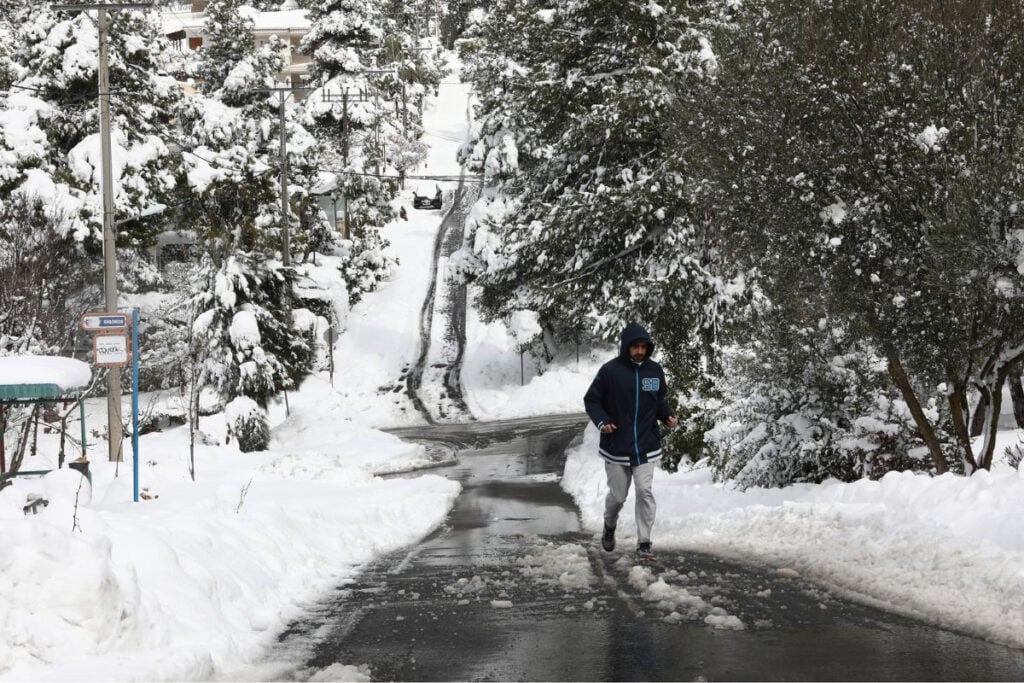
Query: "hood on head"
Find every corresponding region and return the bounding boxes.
[619,323,654,361]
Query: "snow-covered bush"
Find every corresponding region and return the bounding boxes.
[225,396,269,453]
[191,255,313,419]
[706,327,935,488]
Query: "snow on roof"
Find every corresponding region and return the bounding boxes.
[248,9,310,31]
[0,356,92,400]
[162,7,310,36]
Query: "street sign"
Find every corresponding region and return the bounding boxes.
[81,312,130,332]
[93,333,129,367]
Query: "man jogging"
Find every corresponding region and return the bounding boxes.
[583,323,678,560]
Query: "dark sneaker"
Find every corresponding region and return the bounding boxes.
[601,523,616,552]
[636,542,655,561]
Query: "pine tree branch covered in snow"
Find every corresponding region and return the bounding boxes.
[9,5,183,247]
[299,0,402,304]
[465,0,729,336]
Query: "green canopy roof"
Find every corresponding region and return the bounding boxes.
[0,383,69,401]
[0,356,92,403]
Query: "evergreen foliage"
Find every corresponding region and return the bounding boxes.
[463,0,731,335]
[693,0,1024,476]
[6,6,182,248]
[176,0,324,436]
[705,301,936,487]
[461,0,1024,484]
[191,254,312,410]
[0,6,180,359]
[225,395,270,453]
[301,0,398,303]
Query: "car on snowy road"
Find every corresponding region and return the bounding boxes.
[412,182,442,210]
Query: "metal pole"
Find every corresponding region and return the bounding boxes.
[79,398,87,459]
[374,91,380,176]
[402,82,408,136]
[98,7,123,463]
[341,89,350,239]
[132,308,139,502]
[279,90,290,267]
[341,89,349,163]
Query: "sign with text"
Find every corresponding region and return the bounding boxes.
[93,333,129,367]
[81,312,130,332]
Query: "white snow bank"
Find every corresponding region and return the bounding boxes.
[562,424,1024,648]
[461,305,605,420]
[0,397,460,681]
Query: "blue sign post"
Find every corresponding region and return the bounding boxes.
[132,308,140,503]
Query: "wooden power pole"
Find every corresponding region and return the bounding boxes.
[53,1,151,463]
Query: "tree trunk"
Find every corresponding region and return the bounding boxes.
[887,353,949,474]
[1009,366,1024,429]
[948,388,977,472]
[979,369,1011,471]
[969,390,987,437]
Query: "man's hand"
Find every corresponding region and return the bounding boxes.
[601,423,618,433]
[665,416,679,428]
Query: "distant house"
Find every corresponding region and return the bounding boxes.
[162,0,312,98]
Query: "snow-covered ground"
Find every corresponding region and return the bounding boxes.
[4,48,1024,682]
[320,72,470,429]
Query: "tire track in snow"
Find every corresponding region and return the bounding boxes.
[405,171,477,423]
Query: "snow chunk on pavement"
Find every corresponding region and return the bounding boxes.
[517,541,594,591]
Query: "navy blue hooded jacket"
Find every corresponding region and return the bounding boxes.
[584,324,676,466]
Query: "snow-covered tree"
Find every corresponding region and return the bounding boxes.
[191,254,309,407]
[465,0,730,333]
[0,6,182,353]
[11,6,182,248]
[0,197,92,355]
[458,1,735,467]
[301,0,398,304]
[695,0,1024,475]
[225,395,270,453]
[177,0,322,437]
[704,297,935,487]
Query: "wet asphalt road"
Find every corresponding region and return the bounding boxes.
[267,414,1024,682]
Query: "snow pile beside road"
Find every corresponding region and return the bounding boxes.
[461,303,605,420]
[0,397,460,681]
[562,424,1024,648]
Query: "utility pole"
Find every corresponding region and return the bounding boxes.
[340,89,349,239]
[54,1,151,463]
[324,79,386,237]
[278,90,289,266]
[326,87,363,239]
[253,86,315,265]
[98,6,121,459]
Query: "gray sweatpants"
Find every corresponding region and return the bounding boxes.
[604,461,657,544]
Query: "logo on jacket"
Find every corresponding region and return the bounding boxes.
[642,377,660,392]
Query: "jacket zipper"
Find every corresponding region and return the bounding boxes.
[633,366,640,464]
